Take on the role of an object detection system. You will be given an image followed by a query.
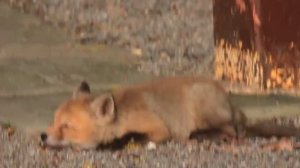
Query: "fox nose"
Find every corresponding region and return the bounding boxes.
[40,133,47,142]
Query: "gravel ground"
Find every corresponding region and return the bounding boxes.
[3,0,214,76]
[2,123,300,168]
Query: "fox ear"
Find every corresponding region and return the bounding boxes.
[73,81,91,99]
[90,93,115,122]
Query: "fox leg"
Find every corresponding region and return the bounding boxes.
[219,124,246,144]
[221,124,237,138]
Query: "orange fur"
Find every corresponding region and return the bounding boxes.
[41,76,245,149]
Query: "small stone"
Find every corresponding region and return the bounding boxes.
[131,48,143,57]
[146,141,157,150]
[159,51,170,61]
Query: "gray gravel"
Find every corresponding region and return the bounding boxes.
[3,0,214,76]
[2,125,300,168]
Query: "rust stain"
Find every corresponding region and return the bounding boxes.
[213,0,300,93]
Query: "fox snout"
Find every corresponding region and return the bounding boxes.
[39,132,60,148]
[39,132,57,148]
[39,131,70,149]
[40,132,48,142]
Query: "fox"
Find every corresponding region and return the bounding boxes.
[40,76,300,149]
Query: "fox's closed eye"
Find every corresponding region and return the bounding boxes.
[61,123,69,129]
[61,123,77,130]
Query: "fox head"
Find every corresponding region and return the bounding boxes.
[41,82,121,149]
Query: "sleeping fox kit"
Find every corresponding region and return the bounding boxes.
[40,76,299,149]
